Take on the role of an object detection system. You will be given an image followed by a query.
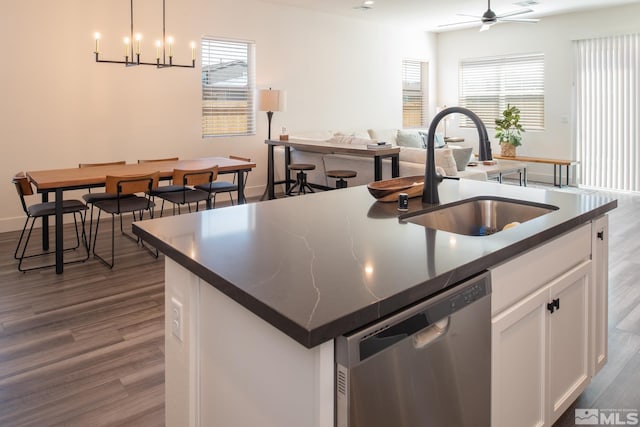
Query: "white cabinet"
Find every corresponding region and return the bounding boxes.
[548,261,591,422]
[591,215,609,375]
[491,219,606,427]
[492,285,548,427]
[492,261,591,427]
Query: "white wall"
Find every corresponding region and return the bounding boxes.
[437,3,640,183]
[0,0,435,231]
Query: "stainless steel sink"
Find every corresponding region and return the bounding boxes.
[401,196,558,236]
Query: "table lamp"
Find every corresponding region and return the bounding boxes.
[258,88,283,140]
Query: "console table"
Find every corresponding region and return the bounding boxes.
[492,155,578,188]
[263,139,400,200]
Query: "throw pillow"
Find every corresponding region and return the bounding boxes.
[416,131,446,149]
[434,148,458,176]
[368,129,398,145]
[397,130,423,148]
[449,146,473,171]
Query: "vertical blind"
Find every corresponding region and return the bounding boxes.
[574,34,640,191]
[403,60,426,128]
[202,37,256,137]
[458,53,545,129]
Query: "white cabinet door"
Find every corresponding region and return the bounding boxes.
[492,259,593,427]
[591,215,609,375]
[492,286,549,427]
[548,261,592,423]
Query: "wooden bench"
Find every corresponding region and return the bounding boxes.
[492,155,579,188]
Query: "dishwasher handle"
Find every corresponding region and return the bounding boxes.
[413,317,450,349]
[337,271,491,366]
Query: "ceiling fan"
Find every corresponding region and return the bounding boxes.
[440,0,540,32]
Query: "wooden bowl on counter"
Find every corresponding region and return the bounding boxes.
[367,175,424,202]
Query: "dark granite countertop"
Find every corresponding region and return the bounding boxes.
[133,180,616,348]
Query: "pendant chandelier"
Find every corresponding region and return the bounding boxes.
[93,0,195,68]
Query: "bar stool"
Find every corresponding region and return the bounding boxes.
[326,170,357,189]
[286,163,316,196]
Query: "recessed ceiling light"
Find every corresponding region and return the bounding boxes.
[363,0,375,5]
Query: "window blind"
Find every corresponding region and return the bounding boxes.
[202,38,255,137]
[458,53,544,129]
[574,34,640,191]
[403,60,426,128]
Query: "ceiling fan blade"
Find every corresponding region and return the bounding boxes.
[438,19,481,28]
[497,8,533,18]
[456,13,482,18]
[498,18,539,23]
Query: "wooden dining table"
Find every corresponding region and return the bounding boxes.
[26,156,256,274]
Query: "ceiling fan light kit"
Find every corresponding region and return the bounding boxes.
[440,0,540,32]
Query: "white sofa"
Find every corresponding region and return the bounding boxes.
[274,128,487,189]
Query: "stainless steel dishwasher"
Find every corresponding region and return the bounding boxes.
[335,271,491,427]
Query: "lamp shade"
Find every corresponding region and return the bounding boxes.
[258,89,282,112]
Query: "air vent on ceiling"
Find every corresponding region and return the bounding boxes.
[353,5,373,11]
[514,0,540,6]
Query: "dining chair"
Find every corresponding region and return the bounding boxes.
[79,160,129,249]
[137,157,183,215]
[12,173,89,272]
[195,155,251,208]
[156,166,218,216]
[92,172,160,269]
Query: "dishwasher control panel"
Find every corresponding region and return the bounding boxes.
[450,283,487,311]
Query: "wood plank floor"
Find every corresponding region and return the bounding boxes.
[1,189,639,426]
[0,212,167,426]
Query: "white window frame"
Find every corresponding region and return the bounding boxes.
[458,53,544,130]
[201,37,256,138]
[402,60,428,128]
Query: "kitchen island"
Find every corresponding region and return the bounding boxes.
[133,179,616,427]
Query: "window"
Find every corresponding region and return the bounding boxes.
[202,37,255,137]
[458,53,544,129]
[402,60,427,128]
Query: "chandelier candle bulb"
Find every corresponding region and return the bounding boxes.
[190,41,195,60]
[167,37,174,57]
[94,32,100,53]
[135,33,142,55]
[155,40,161,59]
[124,37,130,58]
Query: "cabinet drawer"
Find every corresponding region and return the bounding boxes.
[490,223,591,316]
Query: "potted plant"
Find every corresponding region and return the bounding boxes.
[495,104,525,157]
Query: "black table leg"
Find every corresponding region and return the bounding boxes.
[237,169,247,204]
[285,148,291,193]
[391,155,399,178]
[55,188,64,274]
[42,192,50,251]
[558,165,563,188]
[566,165,570,186]
[374,156,382,181]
